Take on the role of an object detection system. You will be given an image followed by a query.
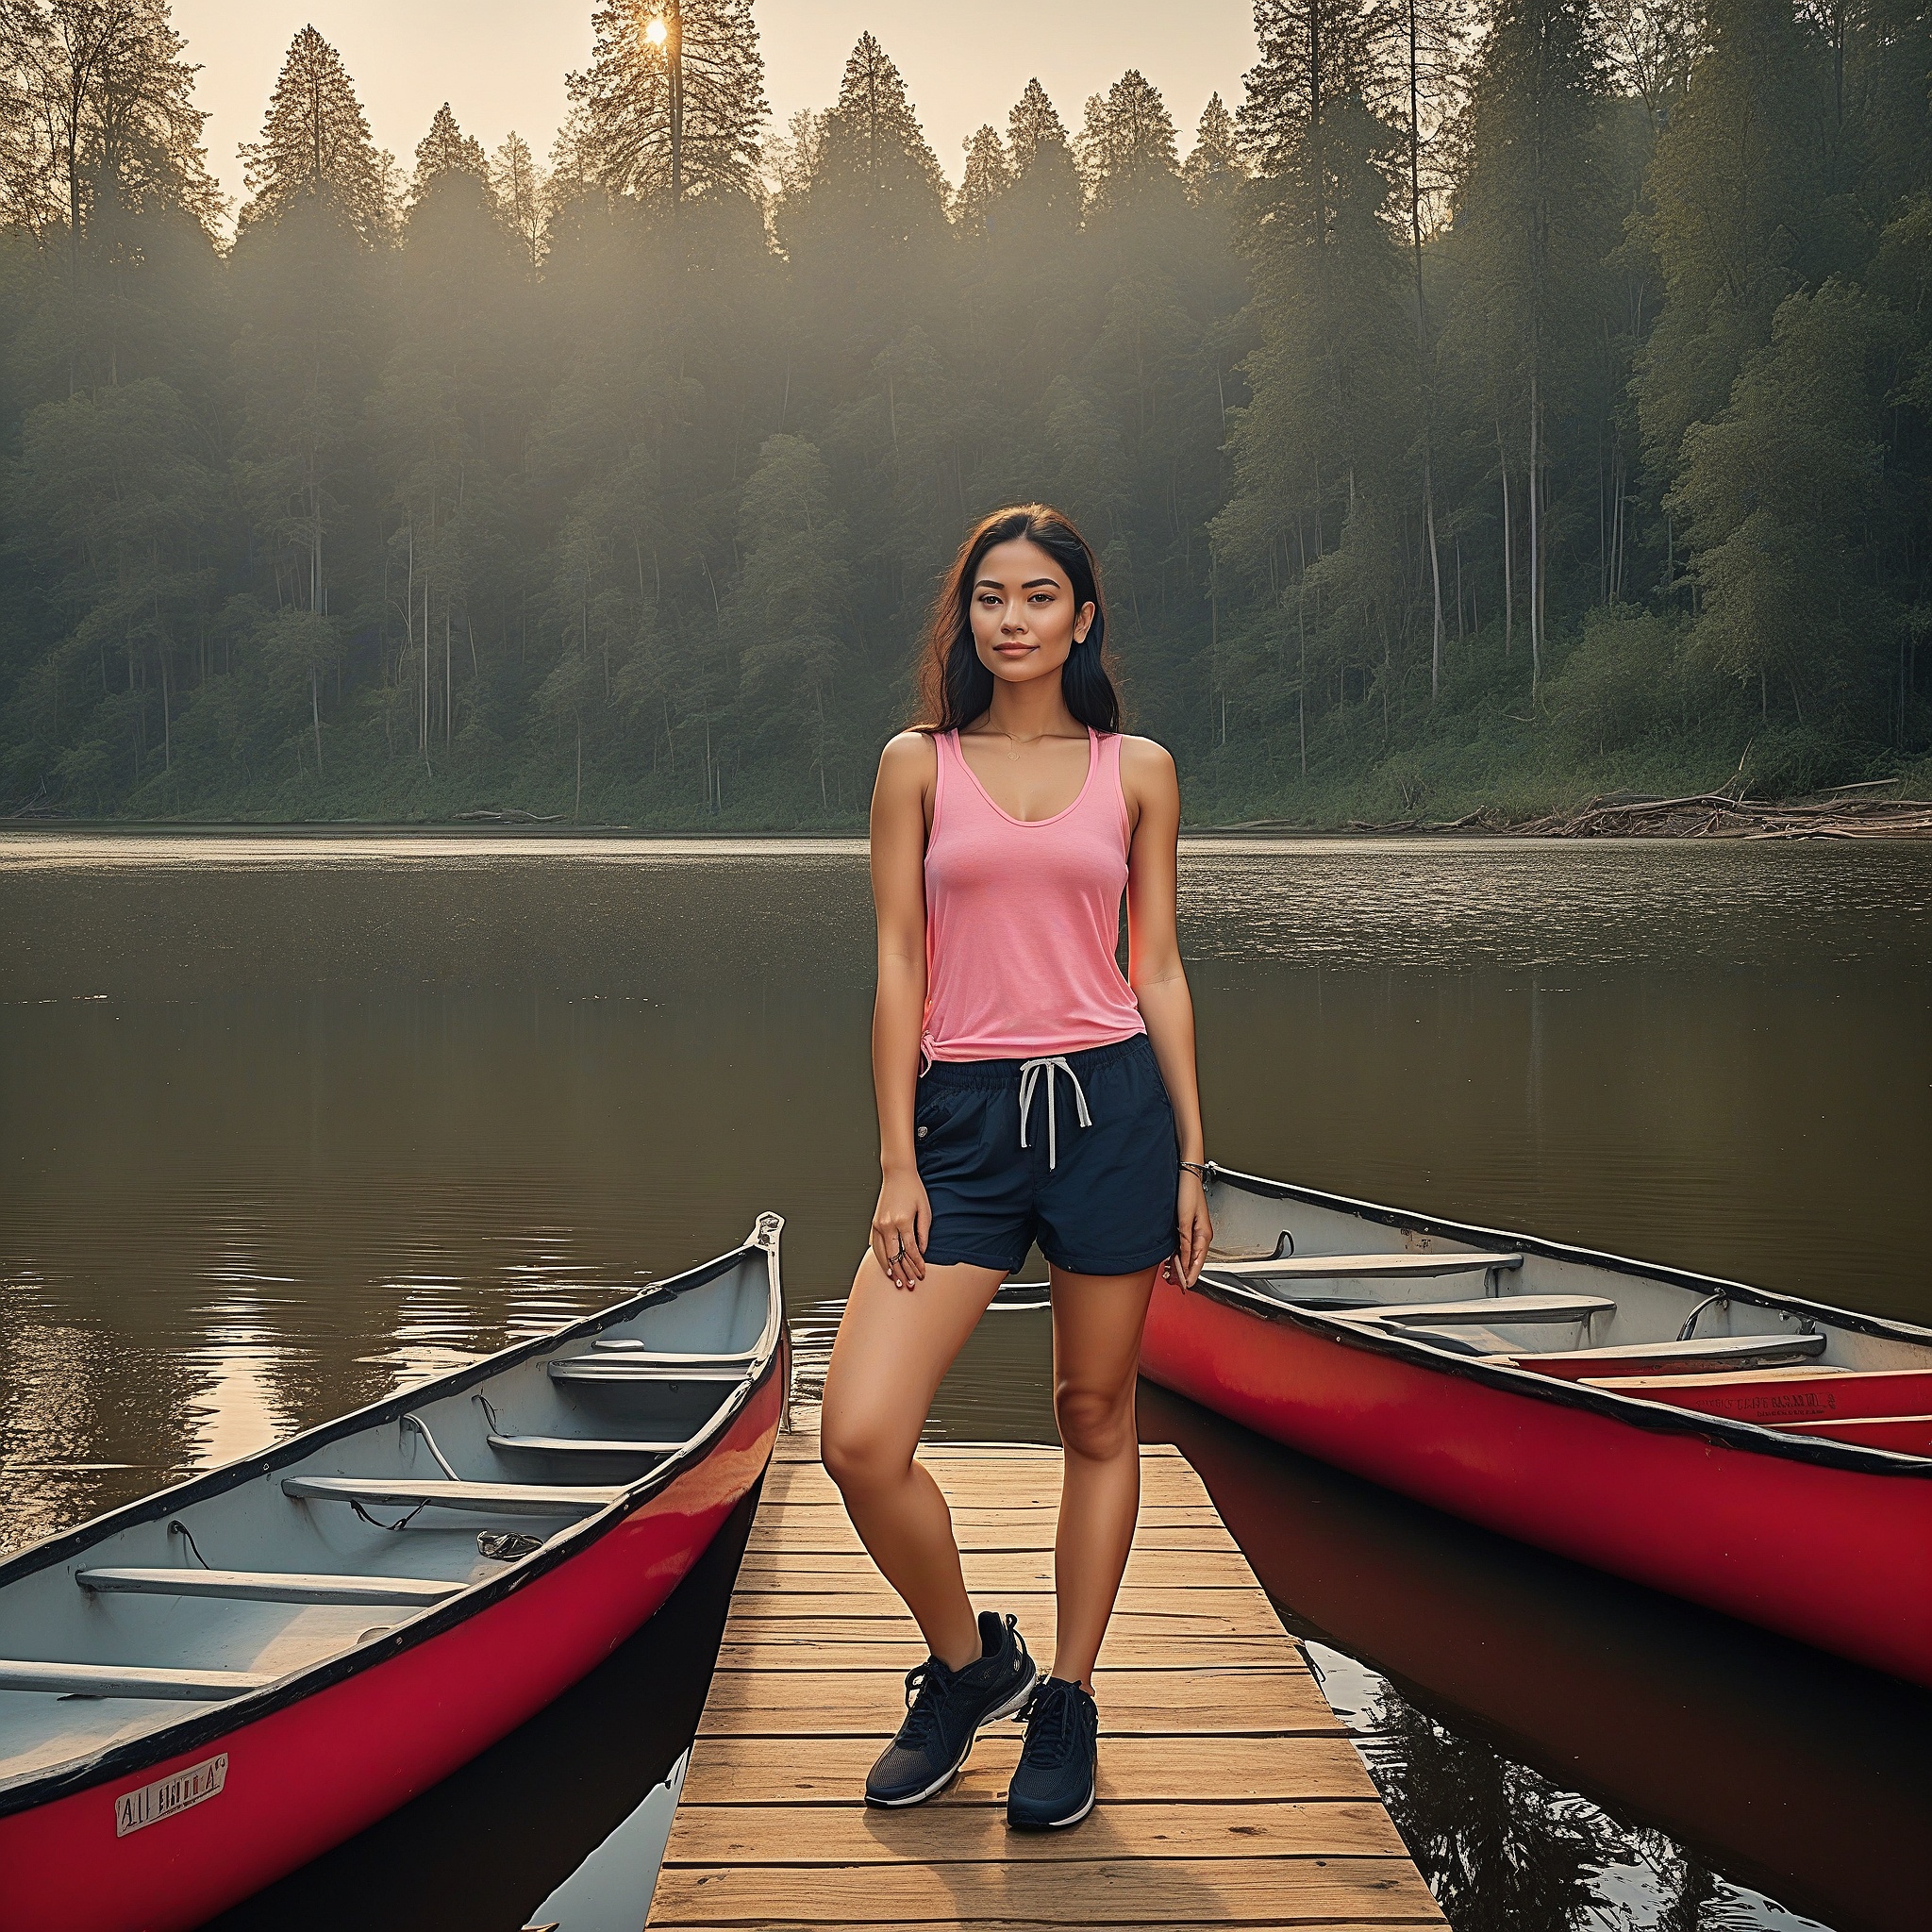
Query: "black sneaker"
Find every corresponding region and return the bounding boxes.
[864,1610,1038,1807]
[1006,1675,1099,1829]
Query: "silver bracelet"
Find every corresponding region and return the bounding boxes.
[1179,1160,1209,1181]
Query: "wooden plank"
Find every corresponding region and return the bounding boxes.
[716,1632,1299,1671]
[677,1735,1382,1806]
[648,1857,1443,1924]
[678,1924,1435,1931]
[763,1471,1206,1509]
[697,1668,1333,1739]
[649,1439,1444,1930]
[751,1501,1228,1526]
[665,1799,1412,1864]
[732,1550,1257,1591]
[719,1590,1288,1633]
[747,1522,1241,1557]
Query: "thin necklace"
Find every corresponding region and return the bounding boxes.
[985,725,1058,762]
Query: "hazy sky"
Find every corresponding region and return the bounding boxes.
[171,1,1261,214]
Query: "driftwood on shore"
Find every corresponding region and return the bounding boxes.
[1513,782,1932,840]
[1218,778,1932,839]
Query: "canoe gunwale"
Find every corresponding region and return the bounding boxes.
[1194,1165,1932,1482]
[0,1214,788,1820]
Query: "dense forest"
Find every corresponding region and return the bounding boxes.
[2,0,1930,827]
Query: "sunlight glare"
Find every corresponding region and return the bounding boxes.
[643,16,668,46]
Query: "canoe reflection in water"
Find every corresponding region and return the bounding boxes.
[1141,1385,1932,1932]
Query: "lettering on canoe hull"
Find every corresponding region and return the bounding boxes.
[113,1753,228,1837]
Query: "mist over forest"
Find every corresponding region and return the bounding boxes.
[3,0,1930,827]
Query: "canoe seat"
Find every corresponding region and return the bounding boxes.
[1503,1333,1825,1376]
[75,1568,463,1607]
[488,1434,681,1458]
[1206,1251,1524,1283]
[0,1660,275,1701]
[283,1476,619,1516]
[591,1341,756,1360]
[1354,1294,1616,1327]
[549,1358,747,1385]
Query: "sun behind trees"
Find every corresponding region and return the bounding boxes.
[0,0,1928,825]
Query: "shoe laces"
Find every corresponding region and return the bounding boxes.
[896,1657,963,1750]
[1017,1678,1089,1772]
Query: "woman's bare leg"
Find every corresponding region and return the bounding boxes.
[820,1252,1006,1671]
[1047,1264,1159,1688]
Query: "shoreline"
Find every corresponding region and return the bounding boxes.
[6,791,1932,843]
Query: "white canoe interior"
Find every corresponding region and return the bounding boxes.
[0,1234,780,1795]
[1192,1169,1932,1456]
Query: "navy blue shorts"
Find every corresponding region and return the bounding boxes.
[915,1033,1181,1277]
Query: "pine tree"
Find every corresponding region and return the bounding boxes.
[1077,69,1181,208]
[1239,0,1401,173]
[954,124,1011,236]
[1004,78,1082,234]
[490,131,548,269]
[238,25,385,239]
[1008,79,1070,174]
[413,102,487,198]
[816,32,946,219]
[1184,92,1249,203]
[565,0,766,206]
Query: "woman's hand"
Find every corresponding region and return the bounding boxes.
[1163,1169,1213,1288]
[872,1166,932,1289]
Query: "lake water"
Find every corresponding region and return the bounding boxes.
[4,831,1929,1931]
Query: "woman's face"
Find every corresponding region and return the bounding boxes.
[969,538,1095,692]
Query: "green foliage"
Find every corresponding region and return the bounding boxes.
[1671,279,1907,723]
[238,26,389,240]
[0,0,1928,828]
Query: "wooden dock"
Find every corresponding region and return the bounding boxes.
[646,1433,1445,1930]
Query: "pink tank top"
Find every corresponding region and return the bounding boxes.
[920,726,1147,1062]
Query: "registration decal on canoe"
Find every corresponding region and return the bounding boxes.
[113,1754,228,1837]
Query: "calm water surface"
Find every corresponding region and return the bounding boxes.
[4,831,1929,1931]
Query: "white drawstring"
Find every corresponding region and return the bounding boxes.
[1017,1056,1093,1171]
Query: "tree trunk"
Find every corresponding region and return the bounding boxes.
[1498,425,1513,656]
[668,0,686,207]
[1426,484,1444,701]
[1527,375,1541,694]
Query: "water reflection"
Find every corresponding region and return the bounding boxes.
[4,831,1929,1927]
[1314,1644,1830,1932]
[1142,1384,1932,1932]
[6,830,1928,1550]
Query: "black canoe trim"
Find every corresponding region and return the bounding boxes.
[1189,1166,1932,1483]
[0,1221,787,1820]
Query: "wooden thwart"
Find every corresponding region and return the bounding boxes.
[646,1438,1443,1929]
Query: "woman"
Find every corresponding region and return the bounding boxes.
[820,504,1213,1832]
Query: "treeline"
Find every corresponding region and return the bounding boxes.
[2,0,1929,828]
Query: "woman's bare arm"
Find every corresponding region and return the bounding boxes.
[869,731,937,1286]
[1121,736,1212,1284]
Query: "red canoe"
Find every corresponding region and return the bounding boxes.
[0,1215,790,1932]
[1139,1167,1932,1687]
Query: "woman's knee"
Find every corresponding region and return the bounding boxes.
[1054,1378,1135,1461]
[820,1404,912,1497]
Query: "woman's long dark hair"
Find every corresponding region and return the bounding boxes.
[913,505,1122,734]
